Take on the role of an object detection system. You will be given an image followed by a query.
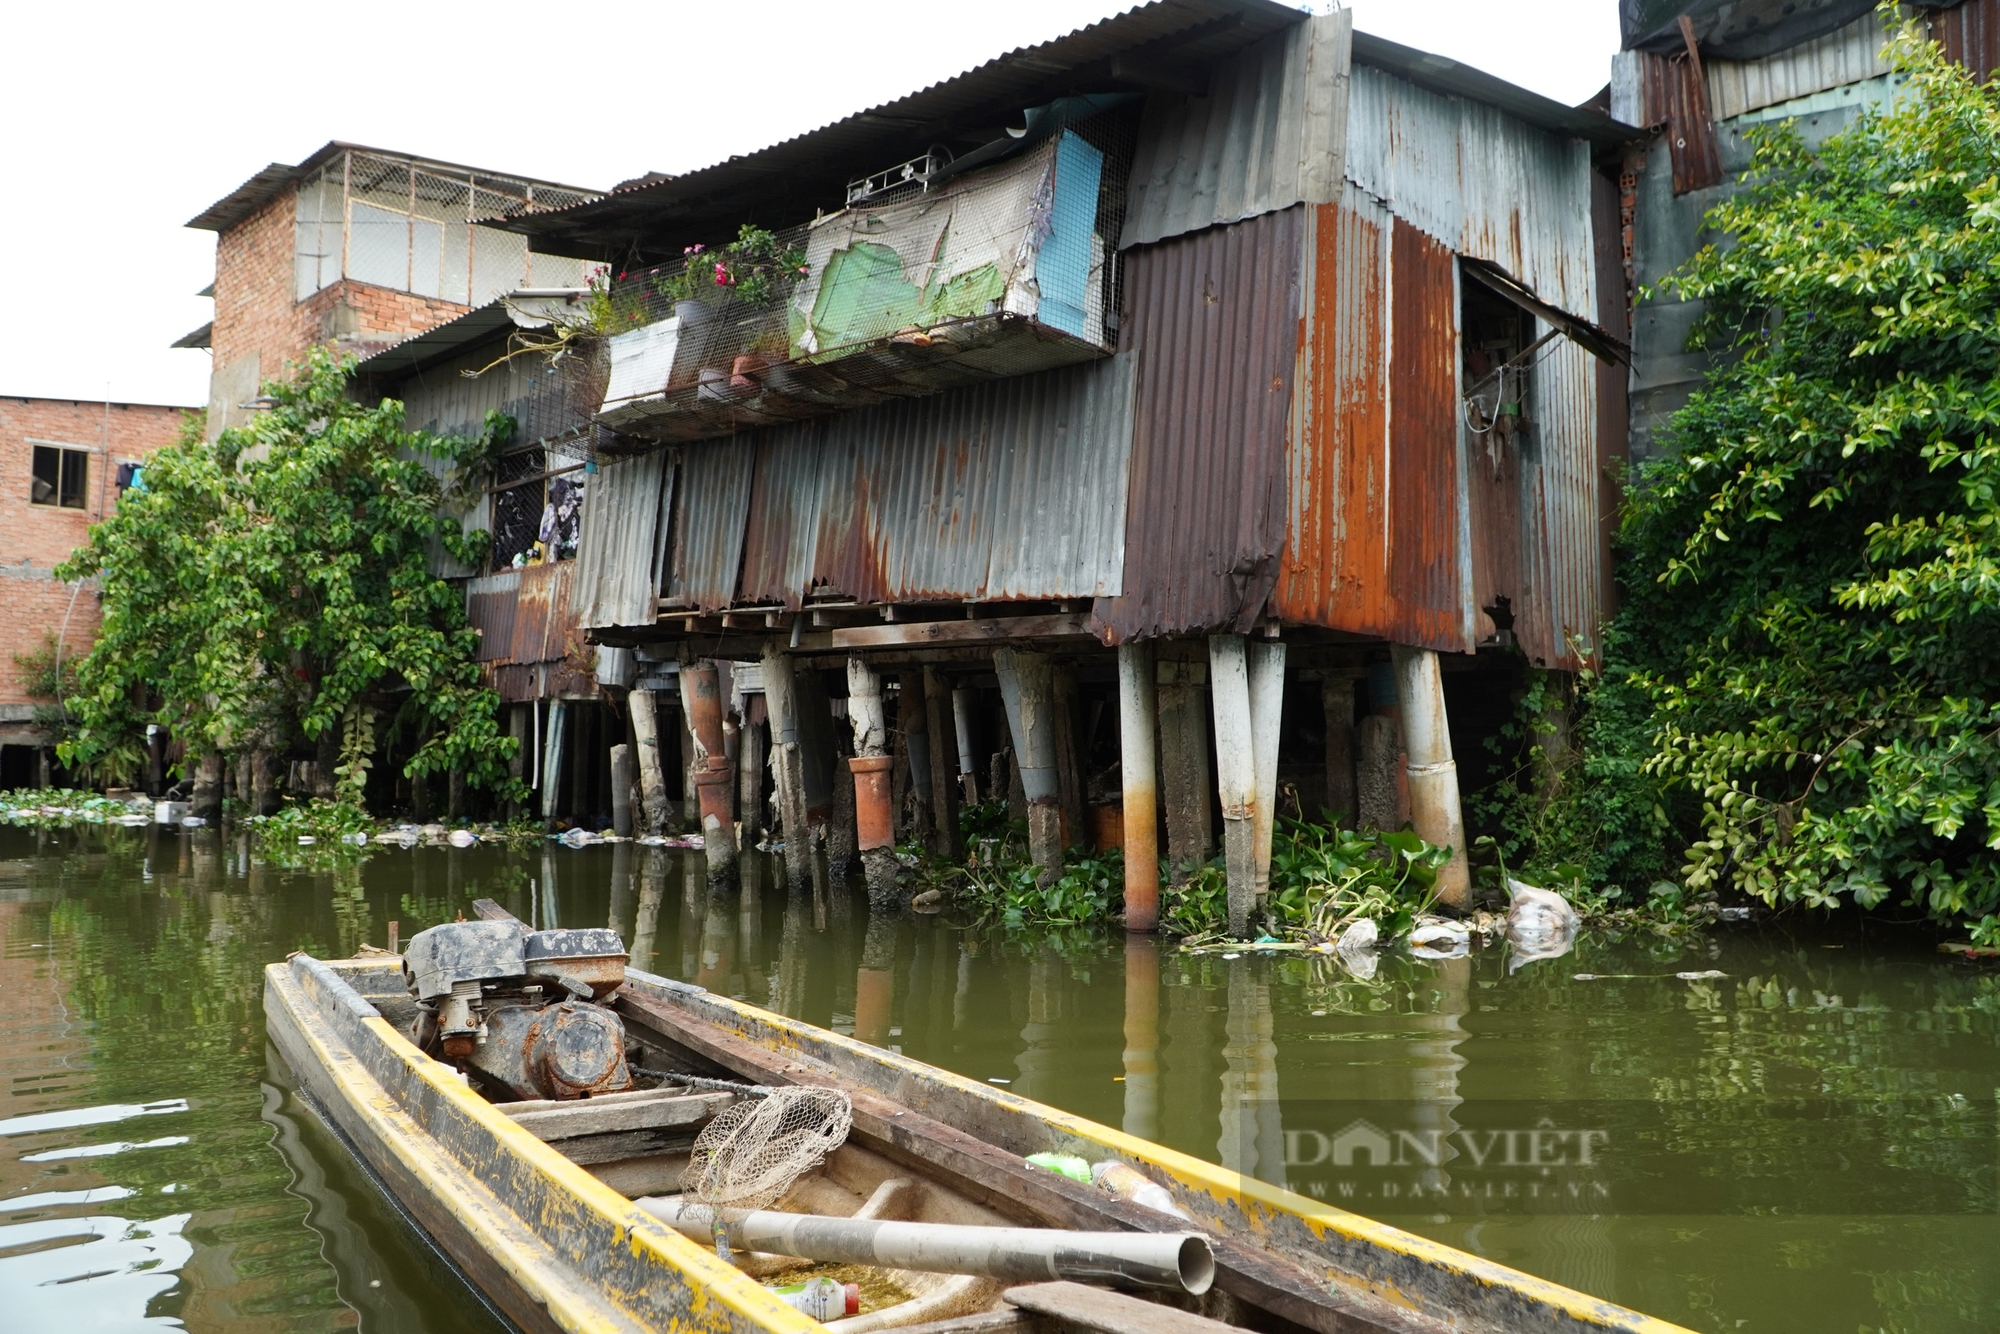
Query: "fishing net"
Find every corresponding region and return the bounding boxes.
[684,1085,852,1257]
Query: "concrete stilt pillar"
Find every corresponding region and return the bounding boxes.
[993,647,1062,884]
[924,668,963,860]
[1322,677,1356,826]
[951,686,979,803]
[1247,640,1286,915]
[1155,658,1213,881]
[1116,643,1160,931]
[1392,645,1470,909]
[629,689,670,836]
[737,711,765,844]
[1356,714,1402,832]
[609,743,634,837]
[683,662,737,886]
[846,657,901,908]
[1208,635,1258,937]
[761,645,813,896]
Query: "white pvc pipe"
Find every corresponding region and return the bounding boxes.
[636,1197,1213,1295]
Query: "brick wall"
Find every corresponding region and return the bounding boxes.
[0,398,188,712]
[207,187,469,436]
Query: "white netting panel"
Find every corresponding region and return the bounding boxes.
[684,1085,853,1213]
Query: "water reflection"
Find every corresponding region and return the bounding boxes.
[0,829,1994,1334]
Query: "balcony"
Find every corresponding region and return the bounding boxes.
[596,129,1121,441]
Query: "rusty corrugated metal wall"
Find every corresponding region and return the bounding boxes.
[668,356,1134,610]
[464,560,589,701]
[1275,196,1475,655]
[1931,0,2000,80]
[1093,206,1303,643]
[1324,65,1606,669]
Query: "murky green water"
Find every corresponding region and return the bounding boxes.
[2,826,1995,1333]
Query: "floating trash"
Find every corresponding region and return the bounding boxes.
[448,829,477,847]
[180,816,206,829]
[297,835,317,845]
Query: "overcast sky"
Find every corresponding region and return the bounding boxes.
[0,1,1620,409]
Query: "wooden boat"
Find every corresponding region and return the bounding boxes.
[265,939,1694,1334]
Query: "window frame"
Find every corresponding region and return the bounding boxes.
[30,444,89,510]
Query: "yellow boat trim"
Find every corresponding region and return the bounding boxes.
[656,978,1695,1334]
[268,958,821,1334]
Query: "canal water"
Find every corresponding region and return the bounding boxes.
[1,825,1995,1333]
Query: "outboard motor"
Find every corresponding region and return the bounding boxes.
[402,921,637,1101]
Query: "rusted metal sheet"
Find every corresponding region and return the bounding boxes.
[464,560,587,700]
[690,356,1133,610]
[1932,0,2000,82]
[1121,12,1349,249]
[1388,220,1471,651]
[1275,192,1390,638]
[1632,47,1724,194]
[572,452,670,630]
[1094,206,1302,643]
[467,569,520,663]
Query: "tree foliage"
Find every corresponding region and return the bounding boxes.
[1601,13,2000,942]
[56,348,518,803]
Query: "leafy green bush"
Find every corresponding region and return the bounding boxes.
[56,349,520,808]
[1575,10,2000,944]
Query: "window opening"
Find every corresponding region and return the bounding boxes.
[1460,275,1544,468]
[31,446,88,509]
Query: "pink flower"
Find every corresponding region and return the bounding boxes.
[685,244,704,255]
[713,263,731,286]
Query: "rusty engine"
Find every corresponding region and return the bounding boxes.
[402,920,637,1101]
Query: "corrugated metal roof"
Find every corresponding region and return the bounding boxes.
[186,141,600,233]
[572,452,671,629]
[675,355,1134,610]
[497,0,1309,262]
[1351,32,1639,143]
[1120,11,1348,248]
[1705,9,1892,121]
[1093,205,1301,642]
[1344,63,1599,323]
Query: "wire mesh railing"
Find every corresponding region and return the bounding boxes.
[294,149,599,306]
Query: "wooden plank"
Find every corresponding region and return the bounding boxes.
[1006,1282,1235,1334]
[552,1126,702,1166]
[788,613,1096,652]
[615,991,1430,1334]
[507,1090,734,1140]
[470,898,521,923]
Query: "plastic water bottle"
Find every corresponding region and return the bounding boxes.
[767,1277,859,1319]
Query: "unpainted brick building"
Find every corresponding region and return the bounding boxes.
[179,143,598,439]
[0,397,187,780]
